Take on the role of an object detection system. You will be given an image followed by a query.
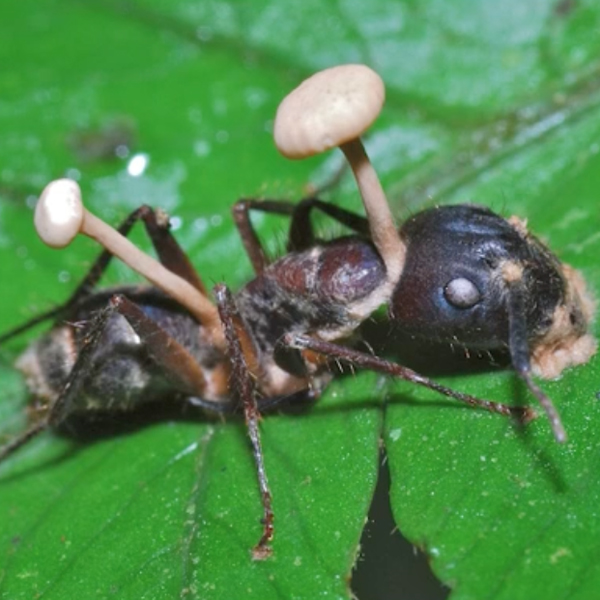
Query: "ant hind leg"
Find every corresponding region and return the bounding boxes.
[0,301,120,462]
[231,196,370,275]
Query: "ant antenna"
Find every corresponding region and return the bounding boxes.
[503,262,567,443]
[35,179,225,348]
[0,305,66,345]
[274,64,406,285]
[0,420,47,462]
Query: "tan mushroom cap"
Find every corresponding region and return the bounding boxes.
[274,64,385,158]
[35,178,85,248]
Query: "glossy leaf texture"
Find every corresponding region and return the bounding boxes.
[0,1,599,599]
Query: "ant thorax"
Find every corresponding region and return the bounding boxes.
[235,235,387,396]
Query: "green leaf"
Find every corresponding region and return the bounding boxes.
[385,103,600,598]
[1,1,599,599]
[0,2,382,598]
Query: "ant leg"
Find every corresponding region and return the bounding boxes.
[288,198,369,251]
[213,283,273,560]
[0,206,206,345]
[284,334,535,423]
[0,306,66,345]
[0,302,120,461]
[0,294,230,462]
[505,280,566,443]
[106,294,225,400]
[232,199,296,274]
[232,197,370,274]
[135,206,207,295]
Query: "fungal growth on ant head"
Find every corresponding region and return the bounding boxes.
[0,64,596,561]
[389,205,597,442]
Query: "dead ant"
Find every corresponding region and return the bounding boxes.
[0,65,596,560]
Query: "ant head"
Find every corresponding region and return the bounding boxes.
[391,205,567,351]
[391,204,596,362]
[389,204,596,442]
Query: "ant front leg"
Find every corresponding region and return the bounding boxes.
[0,205,206,344]
[213,283,274,560]
[284,334,535,424]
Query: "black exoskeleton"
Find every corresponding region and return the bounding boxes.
[393,205,568,349]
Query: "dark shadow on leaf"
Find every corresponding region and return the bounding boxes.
[0,443,85,484]
[509,378,568,493]
[360,317,513,377]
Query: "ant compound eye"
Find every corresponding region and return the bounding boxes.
[443,277,481,309]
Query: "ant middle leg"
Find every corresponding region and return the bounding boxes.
[213,282,291,560]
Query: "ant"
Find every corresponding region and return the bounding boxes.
[0,65,596,560]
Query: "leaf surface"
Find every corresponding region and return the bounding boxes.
[0,1,599,599]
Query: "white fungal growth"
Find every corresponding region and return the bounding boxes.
[35,179,84,248]
[33,178,223,344]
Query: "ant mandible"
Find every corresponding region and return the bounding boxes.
[0,65,596,560]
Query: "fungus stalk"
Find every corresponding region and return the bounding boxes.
[36,179,224,345]
[274,64,405,285]
[340,138,404,283]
